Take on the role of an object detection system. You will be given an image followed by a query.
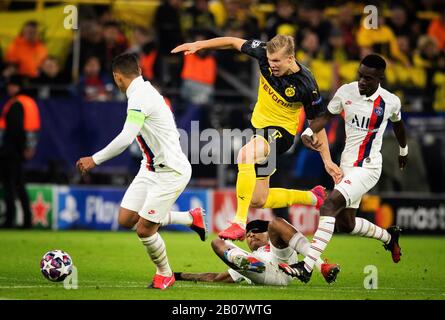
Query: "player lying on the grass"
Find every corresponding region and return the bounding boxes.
[282,54,406,283]
[174,218,340,286]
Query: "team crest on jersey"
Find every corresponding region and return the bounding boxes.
[251,40,261,48]
[285,86,296,97]
[374,106,384,116]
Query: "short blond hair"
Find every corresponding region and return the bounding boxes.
[266,35,295,56]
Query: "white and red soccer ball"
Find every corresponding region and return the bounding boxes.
[40,250,73,282]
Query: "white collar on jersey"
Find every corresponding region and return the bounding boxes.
[361,84,382,102]
[126,76,144,98]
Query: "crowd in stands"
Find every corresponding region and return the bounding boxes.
[0,0,445,111]
[0,0,444,192]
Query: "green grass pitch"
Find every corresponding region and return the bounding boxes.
[0,230,444,300]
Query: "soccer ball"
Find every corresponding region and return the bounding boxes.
[40,250,73,282]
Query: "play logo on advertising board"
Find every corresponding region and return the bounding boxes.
[57,186,124,230]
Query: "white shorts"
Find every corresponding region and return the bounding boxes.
[228,242,297,286]
[334,166,382,209]
[120,166,191,223]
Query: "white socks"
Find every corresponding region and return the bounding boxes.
[351,218,391,244]
[139,233,172,276]
[288,232,323,272]
[159,211,193,227]
[303,216,336,272]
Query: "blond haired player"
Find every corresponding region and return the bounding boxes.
[172,35,342,240]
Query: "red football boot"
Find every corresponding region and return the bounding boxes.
[384,226,402,263]
[218,222,246,241]
[310,185,327,209]
[321,260,341,284]
[149,273,175,290]
[189,208,208,241]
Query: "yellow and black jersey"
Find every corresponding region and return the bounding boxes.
[241,39,325,135]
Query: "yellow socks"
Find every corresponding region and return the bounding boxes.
[233,164,256,225]
[263,188,315,209]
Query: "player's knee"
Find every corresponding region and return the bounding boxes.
[237,148,254,164]
[336,216,355,233]
[320,198,339,217]
[268,218,285,233]
[267,218,282,238]
[136,220,157,238]
[250,197,266,208]
[211,238,226,255]
[118,214,137,229]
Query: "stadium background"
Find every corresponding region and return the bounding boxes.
[0,0,444,300]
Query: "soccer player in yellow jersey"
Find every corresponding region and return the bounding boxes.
[172,35,343,240]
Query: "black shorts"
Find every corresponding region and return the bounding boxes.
[252,126,295,178]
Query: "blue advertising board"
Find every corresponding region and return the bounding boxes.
[56,186,211,232]
[57,186,125,230]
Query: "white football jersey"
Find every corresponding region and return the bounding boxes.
[327,82,402,169]
[127,76,190,173]
[228,244,297,286]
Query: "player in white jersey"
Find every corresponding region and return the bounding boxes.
[174,219,340,286]
[76,53,207,290]
[280,54,408,283]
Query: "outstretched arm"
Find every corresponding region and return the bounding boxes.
[392,120,408,170]
[174,271,235,283]
[171,37,247,55]
[76,110,144,175]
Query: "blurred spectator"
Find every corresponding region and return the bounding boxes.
[265,0,298,40]
[31,56,71,98]
[154,0,184,87]
[103,21,128,73]
[63,20,106,81]
[413,35,445,112]
[5,20,48,78]
[154,0,184,54]
[182,0,217,37]
[297,3,332,48]
[127,27,159,82]
[0,63,18,94]
[388,6,410,37]
[296,29,322,65]
[323,27,351,62]
[0,75,40,228]
[388,5,422,52]
[215,26,252,101]
[78,56,115,101]
[179,32,217,131]
[336,4,360,60]
[427,7,445,51]
[356,14,410,65]
[397,35,413,65]
[223,0,260,39]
